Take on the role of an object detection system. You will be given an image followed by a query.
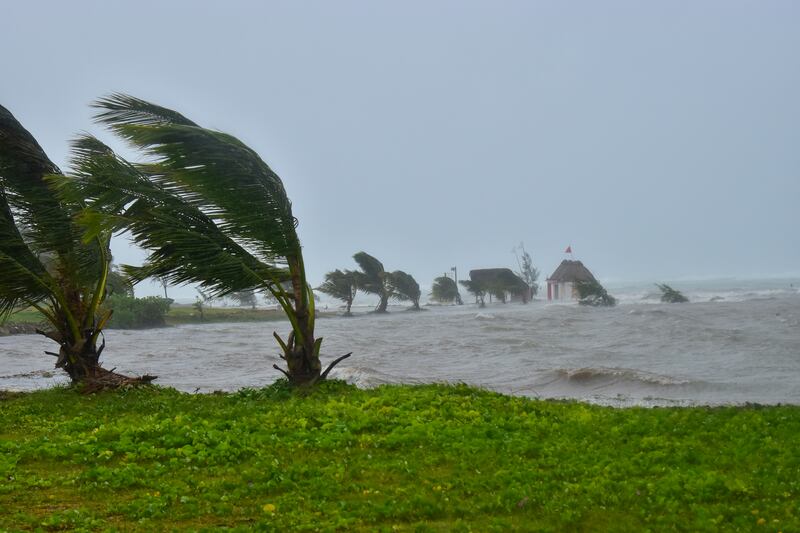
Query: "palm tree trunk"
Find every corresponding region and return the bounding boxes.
[376,293,389,313]
[281,255,322,385]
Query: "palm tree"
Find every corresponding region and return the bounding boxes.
[0,103,153,388]
[430,276,459,304]
[317,269,357,315]
[388,270,421,310]
[71,94,349,385]
[353,252,391,312]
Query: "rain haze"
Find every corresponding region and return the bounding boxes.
[2,0,798,300]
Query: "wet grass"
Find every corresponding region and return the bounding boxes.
[1,382,798,531]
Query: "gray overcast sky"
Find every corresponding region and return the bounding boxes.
[2,0,798,298]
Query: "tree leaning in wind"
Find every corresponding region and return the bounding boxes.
[317,269,357,315]
[74,94,350,385]
[0,104,154,388]
[387,270,422,310]
[353,252,391,312]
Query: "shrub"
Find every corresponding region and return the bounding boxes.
[106,295,172,329]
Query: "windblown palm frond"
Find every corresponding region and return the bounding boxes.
[95,102,299,266]
[57,134,289,296]
[0,104,73,260]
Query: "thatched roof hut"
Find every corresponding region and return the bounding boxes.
[546,260,597,301]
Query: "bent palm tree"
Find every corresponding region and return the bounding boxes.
[353,252,391,312]
[430,276,459,304]
[388,270,421,310]
[0,104,153,388]
[71,94,349,385]
[317,269,357,315]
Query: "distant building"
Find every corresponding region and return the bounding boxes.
[469,268,531,303]
[546,260,597,301]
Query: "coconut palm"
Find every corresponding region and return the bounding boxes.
[69,94,349,385]
[0,103,153,388]
[430,276,459,303]
[353,251,391,312]
[388,270,421,310]
[317,269,357,315]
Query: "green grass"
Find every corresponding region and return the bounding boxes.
[1,384,798,531]
[163,305,290,325]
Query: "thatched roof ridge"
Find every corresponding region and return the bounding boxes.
[546,260,597,283]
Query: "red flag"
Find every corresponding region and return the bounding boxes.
[564,245,572,254]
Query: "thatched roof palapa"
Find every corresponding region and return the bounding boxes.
[546,260,597,283]
[469,268,530,293]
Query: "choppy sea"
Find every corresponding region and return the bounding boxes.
[2,278,798,407]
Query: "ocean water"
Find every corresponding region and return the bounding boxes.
[1,278,799,407]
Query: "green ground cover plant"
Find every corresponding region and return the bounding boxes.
[1,384,798,531]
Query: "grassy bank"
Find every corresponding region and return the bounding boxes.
[4,306,330,331]
[1,384,798,531]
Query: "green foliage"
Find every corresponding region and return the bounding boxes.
[576,280,617,307]
[430,276,459,303]
[388,270,421,310]
[316,269,357,314]
[106,295,172,329]
[1,385,798,531]
[657,283,689,303]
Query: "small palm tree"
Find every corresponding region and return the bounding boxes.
[353,252,391,312]
[317,269,357,315]
[388,270,421,310]
[71,94,349,385]
[0,103,153,388]
[430,276,459,304]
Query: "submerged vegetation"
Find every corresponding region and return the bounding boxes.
[1,384,798,531]
[576,280,617,307]
[657,283,689,303]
